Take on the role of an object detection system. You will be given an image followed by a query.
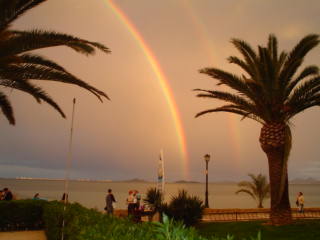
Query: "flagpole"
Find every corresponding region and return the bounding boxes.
[61,98,76,240]
[161,150,165,193]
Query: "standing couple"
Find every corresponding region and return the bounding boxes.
[126,190,141,216]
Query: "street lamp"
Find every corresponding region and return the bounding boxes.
[204,154,211,208]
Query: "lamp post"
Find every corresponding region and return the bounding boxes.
[204,154,210,208]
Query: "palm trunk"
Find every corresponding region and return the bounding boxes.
[260,123,292,225]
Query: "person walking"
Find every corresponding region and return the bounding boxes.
[105,189,116,215]
[296,192,305,213]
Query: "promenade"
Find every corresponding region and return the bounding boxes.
[202,208,320,222]
[114,208,320,222]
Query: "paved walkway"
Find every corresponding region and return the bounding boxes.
[0,230,46,240]
[202,208,320,222]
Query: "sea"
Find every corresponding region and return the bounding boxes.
[0,178,319,211]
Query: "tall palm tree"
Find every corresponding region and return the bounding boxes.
[195,34,319,225]
[0,0,110,124]
[236,173,270,208]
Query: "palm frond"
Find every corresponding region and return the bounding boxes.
[235,189,256,200]
[230,38,258,69]
[2,79,65,118]
[18,54,67,72]
[284,65,319,98]
[0,91,15,124]
[228,56,255,78]
[286,76,320,110]
[0,0,46,31]
[286,97,320,120]
[195,89,255,111]
[0,64,110,101]
[267,34,278,62]
[280,34,319,89]
[199,68,260,103]
[0,30,110,57]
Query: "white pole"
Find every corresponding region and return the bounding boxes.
[61,98,76,240]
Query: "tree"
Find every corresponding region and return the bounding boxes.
[0,0,110,124]
[195,34,319,225]
[236,173,270,208]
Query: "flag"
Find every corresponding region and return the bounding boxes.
[157,150,165,192]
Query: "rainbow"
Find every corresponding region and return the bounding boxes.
[181,0,242,161]
[104,0,189,179]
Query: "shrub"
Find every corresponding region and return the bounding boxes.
[0,200,262,240]
[163,189,205,226]
[0,200,47,231]
[143,187,164,212]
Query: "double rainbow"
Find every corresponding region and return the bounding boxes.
[105,0,189,179]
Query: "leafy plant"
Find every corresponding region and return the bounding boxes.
[163,189,205,226]
[144,187,164,211]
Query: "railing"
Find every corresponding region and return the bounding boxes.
[202,208,320,222]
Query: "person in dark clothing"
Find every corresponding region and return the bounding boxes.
[105,189,116,215]
[3,188,13,200]
[61,193,69,203]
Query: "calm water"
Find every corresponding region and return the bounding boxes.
[0,179,319,211]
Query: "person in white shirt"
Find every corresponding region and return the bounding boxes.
[296,192,305,213]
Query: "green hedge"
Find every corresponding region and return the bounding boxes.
[0,200,261,240]
[0,200,47,231]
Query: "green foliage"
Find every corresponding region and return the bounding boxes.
[0,199,47,231]
[198,220,320,240]
[163,189,205,226]
[0,200,266,240]
[144,187,164,212]
[42,201,64,240]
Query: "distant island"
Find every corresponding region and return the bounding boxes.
[119,178,151,183]
[290,177,320,184]
[173,180,200,184]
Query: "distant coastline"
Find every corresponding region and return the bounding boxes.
[0,177,319,184]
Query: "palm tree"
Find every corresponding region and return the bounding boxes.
[236,173,270,208]
[195,34,319,225]
[0,0,110,124]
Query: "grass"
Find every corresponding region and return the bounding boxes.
[196,220,320,240]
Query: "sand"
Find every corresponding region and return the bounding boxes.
[0,230,46,240]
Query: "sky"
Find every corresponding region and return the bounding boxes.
[0,0,320,182]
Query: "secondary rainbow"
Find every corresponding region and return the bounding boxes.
[105,0,189,179]
[181,0,243,161]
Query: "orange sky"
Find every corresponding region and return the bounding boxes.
[0,0,319,181]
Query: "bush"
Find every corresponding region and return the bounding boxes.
[0,199,47,231]
[163,189,205,226]
[143,187,164,212]
[0,200,262,240]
